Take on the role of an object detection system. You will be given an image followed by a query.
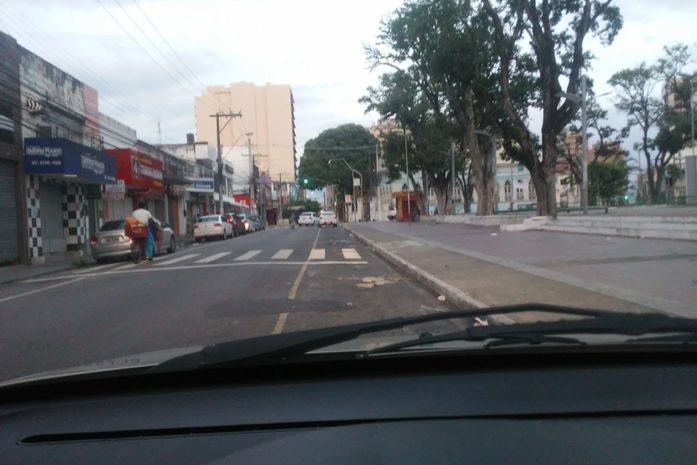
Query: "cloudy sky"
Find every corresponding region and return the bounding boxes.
[1,0,695,165]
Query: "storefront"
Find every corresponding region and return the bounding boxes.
[185,177,214,233]
[23,138,116,263]
[105,148,164,222]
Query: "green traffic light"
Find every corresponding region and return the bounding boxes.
[303,178,309,185]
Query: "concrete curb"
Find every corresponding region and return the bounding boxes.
[345,225,515,325]
[0,263,77,285]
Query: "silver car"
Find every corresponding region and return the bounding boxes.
[90,219,176,263]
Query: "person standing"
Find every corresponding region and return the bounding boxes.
[132,202,155,261]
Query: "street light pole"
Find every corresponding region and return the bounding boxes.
[450,142,455,214]
[375,144,382,221]
[580,75,589,214]
[404,127,411,224]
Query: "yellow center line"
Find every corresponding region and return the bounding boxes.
[287,227,321,300]
[272,312,289,334]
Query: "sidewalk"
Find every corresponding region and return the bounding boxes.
[0,254,92,285]
[345,222,693,323]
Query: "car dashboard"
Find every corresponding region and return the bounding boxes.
[1,350,696,464]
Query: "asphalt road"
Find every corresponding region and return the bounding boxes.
[0,225,451,383]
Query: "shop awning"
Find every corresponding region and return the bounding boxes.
[24,138,116,184]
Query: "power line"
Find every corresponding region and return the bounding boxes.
[111,0,218,112]
[96,0,218,115]
[131,0,208,90]
[0,6,176,142]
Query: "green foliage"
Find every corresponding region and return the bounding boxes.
[297,124,378,195]
[609,43,692,203]
[588,160,630,206]
[665,164,682,181]
[290,199,321,212]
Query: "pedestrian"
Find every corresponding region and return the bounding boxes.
[132,202,155,261]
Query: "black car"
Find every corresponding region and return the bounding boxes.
[224,213,245,237]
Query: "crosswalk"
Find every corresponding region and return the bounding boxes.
[101,247,365,270]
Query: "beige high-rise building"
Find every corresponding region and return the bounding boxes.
[195,82,296,182]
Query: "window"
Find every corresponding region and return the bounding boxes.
[529,182,536,200]
[504,180,512,201]
[516,187,524,201]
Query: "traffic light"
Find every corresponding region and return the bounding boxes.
[303,177,309,186]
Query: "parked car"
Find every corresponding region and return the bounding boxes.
[91,219,176,263]
[193,215,233,241]
[297,211,318,226]
[250,215,264,231]
[236,213,254,233]
[318,211,338,227]
[224,213,245,237]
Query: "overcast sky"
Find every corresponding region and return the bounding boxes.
[1,0,695,166]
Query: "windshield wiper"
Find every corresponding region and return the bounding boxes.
[367,311,697,355]
[149,304,696,374]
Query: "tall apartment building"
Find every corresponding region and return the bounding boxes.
[194,82,296,183]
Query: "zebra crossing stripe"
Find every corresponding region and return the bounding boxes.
[195,252,231,264]
[111,263,137,271]
[271,249,293,260]
[309,249,325,260]
[155,254,200,266]
[234,250,262,261]
[341,248,361,260]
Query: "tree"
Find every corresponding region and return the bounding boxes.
[588,159,630,206]
[482,0,623,216]
[364,0,514,215]
[609,44,691,203]
[297,124,377,220]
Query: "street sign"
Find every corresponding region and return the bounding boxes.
[345,194,352,203]
[353,177,361,187]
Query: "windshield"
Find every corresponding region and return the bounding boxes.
[0,0,696,384]
[99,220,125,231]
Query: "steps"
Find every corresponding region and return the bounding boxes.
[540,216,697,241]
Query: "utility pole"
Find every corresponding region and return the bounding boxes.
[209,111,242,214]
[580,75,589,214]
[278,173,282,226]
[375,144,381,221]
[247,133,255,213]
[404,127,411,224]
[450,141,455,214]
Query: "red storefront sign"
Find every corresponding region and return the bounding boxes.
[233,194,251,206]
[106,148,164,197]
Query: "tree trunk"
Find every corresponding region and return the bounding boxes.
[643,150,656,204]
[462,89,494,216]
[433,185,448,216]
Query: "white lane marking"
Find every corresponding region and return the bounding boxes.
[234,250,262,261]
[271,249,293,260]
[195,252,231,264]
[309,248,325,260]
[341,248,361,260]
[72,263,120,274]
[272,312,289,334]
[20,260,370,283]
[112,263,137,271]
[155,253,199,266]
[0,277,85,304]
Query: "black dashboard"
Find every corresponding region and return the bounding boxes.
[2,350,696,464]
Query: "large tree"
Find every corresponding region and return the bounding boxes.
[297,124,377,220]
[609,44,691,203]
[482,0,623,216]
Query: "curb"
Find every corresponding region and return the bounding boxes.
[0,263,77,286]
[345,225,515,325]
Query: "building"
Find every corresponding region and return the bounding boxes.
[17,41,118,264]
[194,82,296,184]
[0,32,24,264]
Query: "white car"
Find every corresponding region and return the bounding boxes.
[318,211,338,227]
[194,215,233,241]
[297,211,318,226]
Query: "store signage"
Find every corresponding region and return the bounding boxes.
[24,138,116,184]
[106,148,164,193]
[186,177,214,193]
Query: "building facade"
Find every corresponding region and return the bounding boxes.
[194,82,296,183]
